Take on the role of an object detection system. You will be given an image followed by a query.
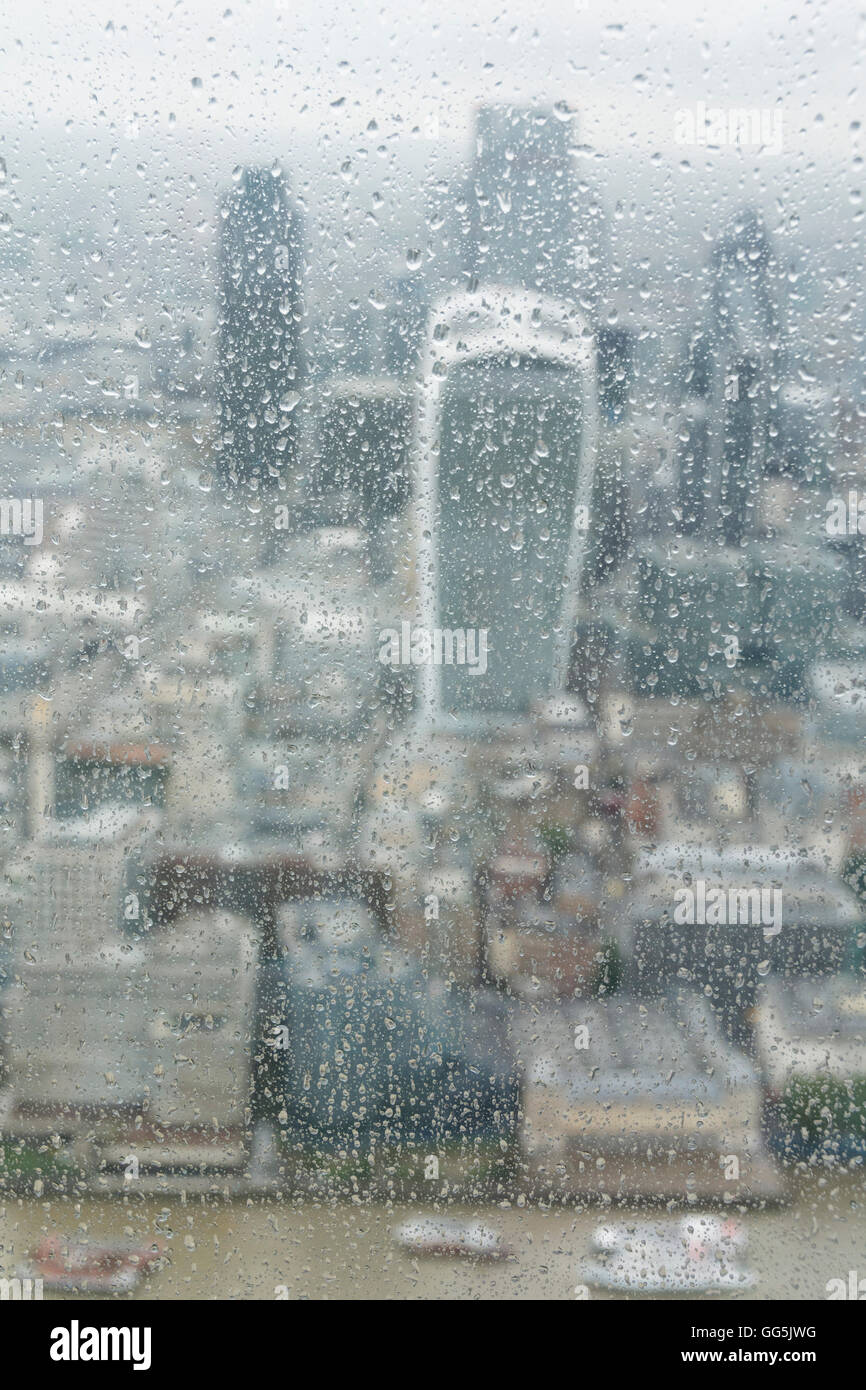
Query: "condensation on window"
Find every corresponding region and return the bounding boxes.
[0,0,863,1307]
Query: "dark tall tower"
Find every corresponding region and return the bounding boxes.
[216,167,303,491]
[678,208,783,545]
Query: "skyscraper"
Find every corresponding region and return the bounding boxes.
[216,167,304,491]
[678,208,783,545]
[463,104,599,308]
[411,288,598,728]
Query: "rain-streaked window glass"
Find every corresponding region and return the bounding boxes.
[0,0,864,1322]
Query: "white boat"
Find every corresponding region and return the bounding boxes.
[579,1215,755,1294]
[393,1217,510,1260]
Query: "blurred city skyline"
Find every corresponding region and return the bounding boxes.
[0,0,862,392]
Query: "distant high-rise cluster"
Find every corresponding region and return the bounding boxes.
[625,208,841,701]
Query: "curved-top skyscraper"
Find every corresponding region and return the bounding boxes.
[411,287,598,729]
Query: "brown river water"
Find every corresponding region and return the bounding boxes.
[1,1174,863,1300]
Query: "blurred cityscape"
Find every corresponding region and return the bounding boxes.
[1,100,866,1294]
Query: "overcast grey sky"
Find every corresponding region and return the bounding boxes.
[1,0,860,149]
[0,0,863,352]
